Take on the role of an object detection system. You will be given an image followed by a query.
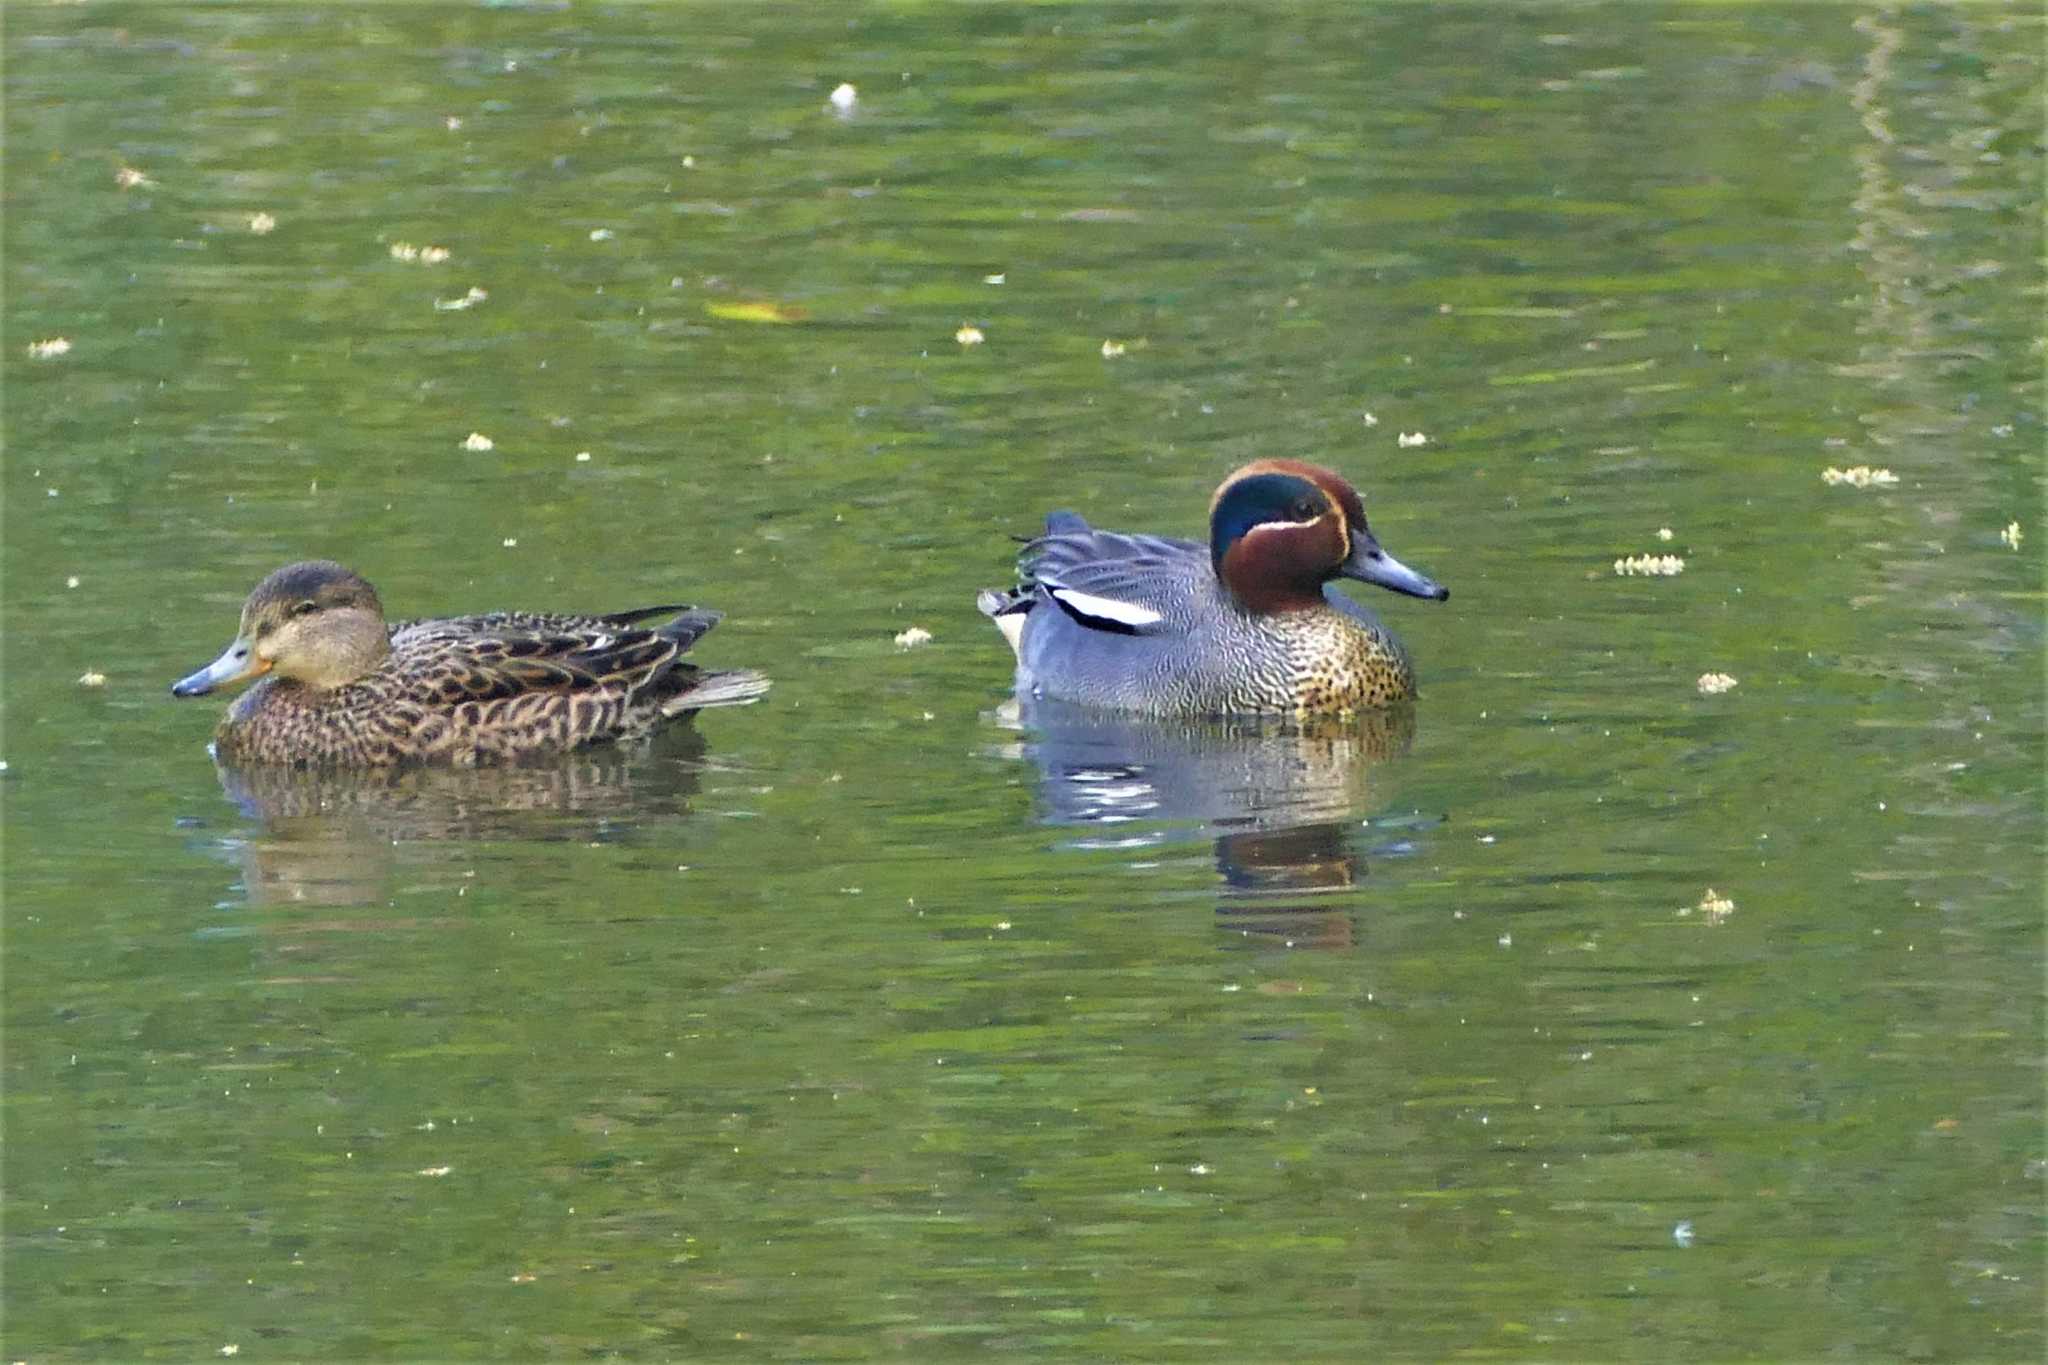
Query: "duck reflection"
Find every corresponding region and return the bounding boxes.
[195,728,712,907]
[993,698,1429,948]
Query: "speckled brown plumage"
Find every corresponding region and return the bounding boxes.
[174,561,768,766]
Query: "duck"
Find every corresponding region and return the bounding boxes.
[170,560,768,765]
[976,459,1447,716]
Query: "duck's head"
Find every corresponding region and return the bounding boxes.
[1210,460,1448,614]
[171,560,391,697]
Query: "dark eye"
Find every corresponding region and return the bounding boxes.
[290,599,319,618]
[1292,498,1319,521]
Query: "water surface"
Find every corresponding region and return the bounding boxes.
[5,5,2041,1358]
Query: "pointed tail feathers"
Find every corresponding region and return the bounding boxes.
[663,667,771,715]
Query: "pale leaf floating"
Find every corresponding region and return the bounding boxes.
[1696,672,1738,695]
[77,670,107,688]
[1100,339,1127,359]
[461,432,495,452]
[705,300,806,324]
[434,286,488,312]
[1614,553,1685,576]
[954,324,985,346]
[1821,465,1898,488]
[247,211,277,235]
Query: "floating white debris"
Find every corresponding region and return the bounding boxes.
[1822,465,1898,488]
[115,166,155,189]
[1656,527,1674,541]
[575,451,592,463]
[434,286,488,312]
[247,211,277,235]
[828,82,858,114]
[501,538,517,549]
[954,324,985,346]
[983,272,1006,285]
[219,1347,239,1359]
[445,116,463,132]
[1100,339,1127,359]
[417,1165,452,1177]
[1673,1220,1695,1248]
[681,154,696,168]
[2000,520,2022,550]
[1361,411,1379,427]
[1696,672,1738,695]
[77,670,107,688]
[27,337,72,359]
[1689,888,1735,923]
[1397,430,1429,448]
[390,241,451,264]
[893,626,933,648]
[589,228,615,242]
[66,576,80,589]
[1614,553,1685,576]
[461,432,495,451]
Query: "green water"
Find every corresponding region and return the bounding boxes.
[5,4,2041,1358]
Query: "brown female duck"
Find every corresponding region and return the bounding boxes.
[171,560,768,765]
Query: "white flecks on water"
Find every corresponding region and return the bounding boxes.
[1822,465,1898,488]
[983,272,1006,285]
[589,228,615,242]
[1999,520,2022,550]
[435,286,488,311]
[893,626,933,649]
[1100,339,1128,359]
[1673,1220,1696,1248]
[116,166,155,188]
[1656,526,1675,541]
[247,211,277,234]
[462,432,495,452]
[954,324,985,346]
[27,337,72,359]
[829,82,858,115]
[1697,672,1738,695]
[1615,554,1685,576]
[1397,430,1429,448]
[1683,889,1735,924]
[66,576,81,589]
[77,670,107,688]
[575,451,592,463]
[389,241,451,264]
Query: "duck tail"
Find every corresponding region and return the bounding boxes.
[663,667,770,715]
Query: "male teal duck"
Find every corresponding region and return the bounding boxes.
[171,560,768,765]
[977,460,1447,716]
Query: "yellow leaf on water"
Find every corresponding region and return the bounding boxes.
[706,300,807,325]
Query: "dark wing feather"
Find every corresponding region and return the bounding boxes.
[1017,528,1210,635]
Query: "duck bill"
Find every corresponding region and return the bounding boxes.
[1341,536,1449,601]
[171,636,271,697]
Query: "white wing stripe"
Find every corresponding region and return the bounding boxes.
[1050,587,1163,627]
